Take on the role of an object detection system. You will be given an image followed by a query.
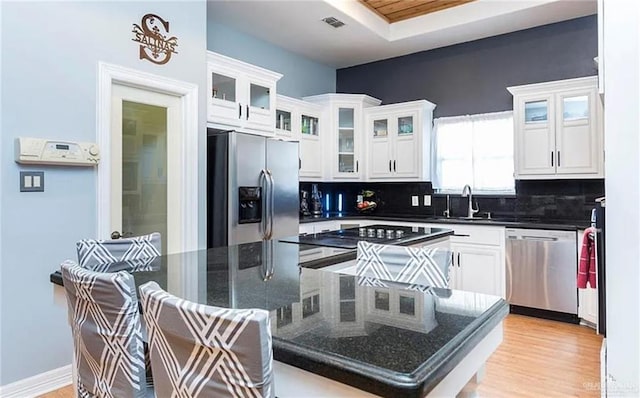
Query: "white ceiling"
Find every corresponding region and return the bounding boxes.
[207,0,596,69]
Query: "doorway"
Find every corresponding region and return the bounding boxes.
[110,85,180,253]
[97,62,199,254]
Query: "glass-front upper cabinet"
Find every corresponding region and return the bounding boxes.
[398,116,414,135]
[524,100,548,123]
[338,107,355,173]
[275,109,291,133]
[208,51,282,135]
[250,83,270,111]
[211,72,236,103]
[562,95,589,121]
[373,119,388,137]
[301,114,319,136]
[302,93,382,180]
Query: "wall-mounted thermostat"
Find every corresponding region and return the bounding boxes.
[15,137,100,166]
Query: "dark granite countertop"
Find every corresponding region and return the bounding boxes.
[50,240,508,397]
[300,212,589,231]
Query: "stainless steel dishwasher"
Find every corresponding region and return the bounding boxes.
[506,228,578,317]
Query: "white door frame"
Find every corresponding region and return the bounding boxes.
[97,62,199,253]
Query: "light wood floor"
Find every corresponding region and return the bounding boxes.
[38,314,602,398]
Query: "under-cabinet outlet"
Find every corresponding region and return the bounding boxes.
[411,196,419,207]
[423,195,431,206]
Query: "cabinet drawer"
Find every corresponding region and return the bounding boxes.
[442,225,504,246]
[299,221,338,235]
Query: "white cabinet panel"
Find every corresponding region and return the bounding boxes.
[555,90,600,174]
[509,77,603,179]
[369,135,393,178]
[453,244,503,297]
[364,101,435,181]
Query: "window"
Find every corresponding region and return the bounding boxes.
[432,111,514,193]
[302,294,320,318]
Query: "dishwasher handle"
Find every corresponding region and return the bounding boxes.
[507,235,558,241]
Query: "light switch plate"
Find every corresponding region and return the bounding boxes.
[20,171,44,192]
[424,195,431,206]
[411,195,419,206]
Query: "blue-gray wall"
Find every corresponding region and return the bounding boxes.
[0,0,207,385]
[337,15,598,118]
[206,21,336,98]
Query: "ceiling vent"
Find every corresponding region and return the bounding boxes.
[322,17,345,28]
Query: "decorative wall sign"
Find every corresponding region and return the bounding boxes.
[132,14,178,65]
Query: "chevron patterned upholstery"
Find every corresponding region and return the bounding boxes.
[61,260,152,398]
[356,241,452,288]
[76,232,162,272]
[139,281,275,398]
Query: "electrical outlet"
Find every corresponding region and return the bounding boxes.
[411,195,419,206]
[423,195,431,206]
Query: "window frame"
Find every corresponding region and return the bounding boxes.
[432,111,515,195]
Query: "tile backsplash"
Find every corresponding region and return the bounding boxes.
[300,179,604,223]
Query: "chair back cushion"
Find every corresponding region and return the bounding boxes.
[61,260,147,398]
[76,232,161,272]
[139,281,274,398]
[356,241,451,288]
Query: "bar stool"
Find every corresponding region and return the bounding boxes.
[76,232,162,272]
[139,281,275,398]
[60,261,153,397]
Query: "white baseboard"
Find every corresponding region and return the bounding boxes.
[0,364,72,398]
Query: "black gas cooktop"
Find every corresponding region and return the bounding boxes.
[280,224,445,249]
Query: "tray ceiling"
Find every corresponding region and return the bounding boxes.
[359,0,476,23]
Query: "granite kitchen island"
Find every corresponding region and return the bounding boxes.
[50,231,508,397]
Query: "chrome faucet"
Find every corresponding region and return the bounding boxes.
[461,184,479,218]
[443,194,451,218]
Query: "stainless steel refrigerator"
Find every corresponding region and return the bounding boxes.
[207,129,299,247]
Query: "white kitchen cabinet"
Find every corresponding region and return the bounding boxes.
[425,223,506,298]
[365,100,435,181]
[450,243,503,297]
[508,76,603,179]
[299,103,323,180]
[303,94,381,181]
[299,221,338,235]
[207,51,282,135]
[275,95,324,180]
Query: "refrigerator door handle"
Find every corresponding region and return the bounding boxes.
[266,169,275,240]
[259,169,269,240]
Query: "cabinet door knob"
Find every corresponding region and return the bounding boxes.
[246,104,250,120]
[551,151,554,167]
[238,103,242,119]
[356,160,359,172]
[557,151,561,167]
[389,160,392,172]
[393,160,396,172]
[457,253,461,267]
